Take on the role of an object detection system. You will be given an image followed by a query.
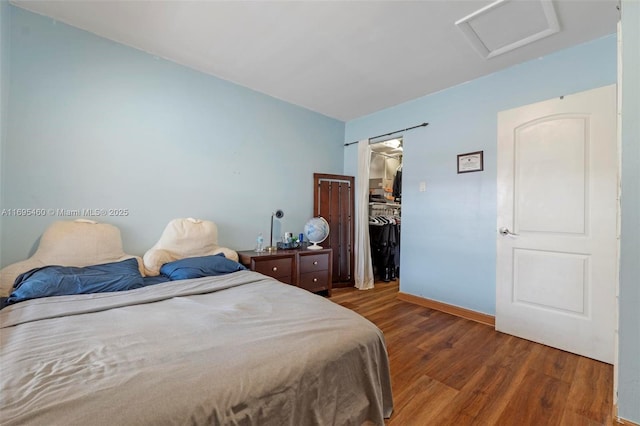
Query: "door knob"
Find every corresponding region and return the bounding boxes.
[499,227,518,236]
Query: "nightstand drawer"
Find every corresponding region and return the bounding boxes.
[253,258,293,284]
[299,253,329,272]
[299,271,329,293]
[236,248,332,295]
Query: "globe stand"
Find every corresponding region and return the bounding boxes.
[307,242,323,250]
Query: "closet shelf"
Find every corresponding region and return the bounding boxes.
[369,202,401,207]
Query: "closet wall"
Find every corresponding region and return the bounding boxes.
[369,142,402,282]
[369,152,400,202]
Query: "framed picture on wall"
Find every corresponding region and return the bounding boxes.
[457,151,484,173]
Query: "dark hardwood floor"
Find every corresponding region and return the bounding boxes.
[329,281,616,426]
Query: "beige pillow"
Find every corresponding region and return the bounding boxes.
[0,220,144,297]
[143,218,238,276]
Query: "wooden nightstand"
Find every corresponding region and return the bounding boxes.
[237,248,333,296]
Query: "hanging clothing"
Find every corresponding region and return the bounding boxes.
[369,222,399,282]
[393,169,402,200]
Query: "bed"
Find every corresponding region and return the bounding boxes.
[0,219,393,425]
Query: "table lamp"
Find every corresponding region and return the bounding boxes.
[266,209,284,252]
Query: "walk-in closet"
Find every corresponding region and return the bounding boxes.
[369,138,402,282]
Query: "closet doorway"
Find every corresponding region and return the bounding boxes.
[369,138,402,282]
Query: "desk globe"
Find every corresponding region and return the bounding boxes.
[303,217,329,250]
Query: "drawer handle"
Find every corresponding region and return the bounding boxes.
[272,266,278,272]
[313,261,318,265]
[313,278,318,282]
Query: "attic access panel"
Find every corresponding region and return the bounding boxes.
[455,0,560,59]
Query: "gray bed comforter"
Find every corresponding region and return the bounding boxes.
[0,270,393,425]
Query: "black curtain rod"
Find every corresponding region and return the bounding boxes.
[343,122,429,147]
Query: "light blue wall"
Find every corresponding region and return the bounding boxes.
[618,1,640,422]
[344,35,617,315]
[0,5,344,266]
[0,1,10,266]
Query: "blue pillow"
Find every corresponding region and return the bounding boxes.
[160,254,246,281]
[8,258,144,304]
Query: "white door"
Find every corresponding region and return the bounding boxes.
[496,85,617,364]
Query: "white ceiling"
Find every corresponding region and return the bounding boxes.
[11,0,619,121]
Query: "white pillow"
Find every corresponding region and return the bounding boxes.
[0,220,144,297]
[143,218,238,276]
